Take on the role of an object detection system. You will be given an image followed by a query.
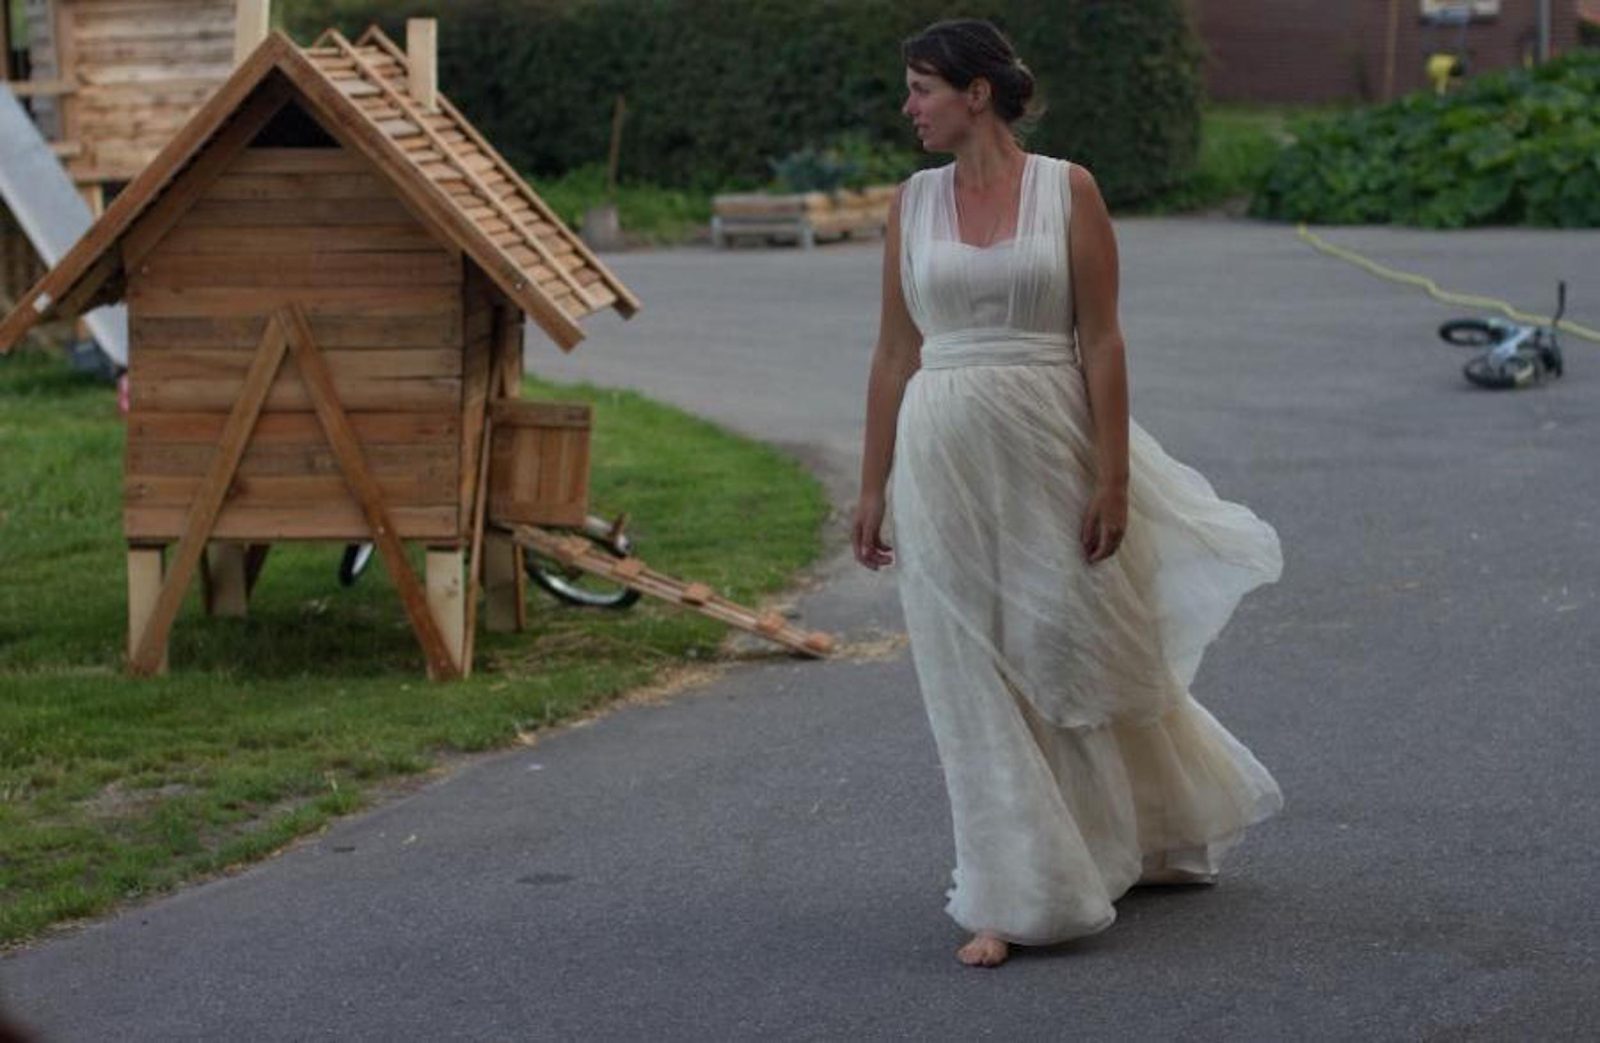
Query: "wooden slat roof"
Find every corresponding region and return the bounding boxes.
[0,28,639,355]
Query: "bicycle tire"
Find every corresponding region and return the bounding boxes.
[525,520,642,610]
[338,542,375,587]
[1439,319,1502,348]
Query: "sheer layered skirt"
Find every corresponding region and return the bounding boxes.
[892,358,1283,944]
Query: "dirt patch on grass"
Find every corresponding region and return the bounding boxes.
[79,781,194,821]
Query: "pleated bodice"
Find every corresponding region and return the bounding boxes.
[900,154,1078,371]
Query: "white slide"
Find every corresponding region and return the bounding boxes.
[0,82,128,367]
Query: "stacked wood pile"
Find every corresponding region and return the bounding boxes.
[711,185,895,249]
[18,0,237,184]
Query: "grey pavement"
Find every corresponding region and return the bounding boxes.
[5,218,1599,1041]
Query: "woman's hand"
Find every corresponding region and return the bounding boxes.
[1080,482,1128,564]
[852,492,895,570]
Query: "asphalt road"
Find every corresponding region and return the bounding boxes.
[4,218,1598,1041]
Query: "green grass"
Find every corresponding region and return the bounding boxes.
[528,164,713,246]
[0,348,828,946]
[1130,105,1320,215]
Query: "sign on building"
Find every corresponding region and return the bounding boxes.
[1420,1,1501,17]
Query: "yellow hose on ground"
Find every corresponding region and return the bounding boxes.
[1295,223,1600,344]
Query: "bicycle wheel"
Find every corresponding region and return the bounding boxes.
[1439,319,1502,348]
[525,517,642,610]
[1463,353,1536,390]
[338,542,375,587]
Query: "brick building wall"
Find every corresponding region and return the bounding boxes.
[1190,0,1581,104]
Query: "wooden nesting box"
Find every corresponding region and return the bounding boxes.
[488,399,591,528]
[0,26,641,679]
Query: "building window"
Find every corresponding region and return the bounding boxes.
[1420,1,1500,19]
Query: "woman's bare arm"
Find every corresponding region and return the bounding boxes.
[854,185,923,568]
[1068,163,1131,562]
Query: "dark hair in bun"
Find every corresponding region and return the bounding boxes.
[901,18,1044,127]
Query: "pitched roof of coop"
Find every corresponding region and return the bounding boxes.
[0,27,638,355]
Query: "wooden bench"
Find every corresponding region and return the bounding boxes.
[711,186,894,249]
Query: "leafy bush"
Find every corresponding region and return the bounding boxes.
[769,146,861,196]
[280,0,1203,206]
[528,165,711,245]
[825,131,927,190]
[1252,49,1600,228]
[1130,106,1292,214]
[768,133,922,194]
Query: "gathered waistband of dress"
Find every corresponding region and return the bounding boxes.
[919,328,1078,370]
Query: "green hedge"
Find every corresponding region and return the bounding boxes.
[1252,49,1600,228]
[282,0,1202,205]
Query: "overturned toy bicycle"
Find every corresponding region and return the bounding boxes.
[339,513,641,610]
[1439,282,1567,390]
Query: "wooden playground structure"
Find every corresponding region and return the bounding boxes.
[2,0,244,211]
[0,17,834,678]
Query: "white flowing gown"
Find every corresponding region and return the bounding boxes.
[891,155,1284,945]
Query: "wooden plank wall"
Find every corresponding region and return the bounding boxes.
[123,145,467,542]
[22,0,63,139]
[61,0,235,181]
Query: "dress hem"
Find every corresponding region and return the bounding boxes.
[944,787,1284,947]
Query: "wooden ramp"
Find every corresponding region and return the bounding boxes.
[506,524,835,659]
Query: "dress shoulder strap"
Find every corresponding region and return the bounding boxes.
[1016,154,1071,244]
[898,165,948,292]
[899,166,946,242]
[1003,156,1076,332]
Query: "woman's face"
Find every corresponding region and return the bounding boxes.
[903,67,975,152]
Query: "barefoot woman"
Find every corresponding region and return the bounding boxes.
[853,19,1285,968]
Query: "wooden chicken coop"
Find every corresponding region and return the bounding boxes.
[5,0,244,203]
[0,24,642,679]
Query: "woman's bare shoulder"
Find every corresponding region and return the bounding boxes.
[1044,157,1097,193]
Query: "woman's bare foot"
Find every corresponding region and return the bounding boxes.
[957,932,1009,967]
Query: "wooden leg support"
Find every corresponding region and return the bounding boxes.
[426,548,466,675]
[202,542,251,618]
[127,546,168,675]
[483,533,524,633]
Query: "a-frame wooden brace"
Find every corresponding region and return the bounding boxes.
[128,305,463,680]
